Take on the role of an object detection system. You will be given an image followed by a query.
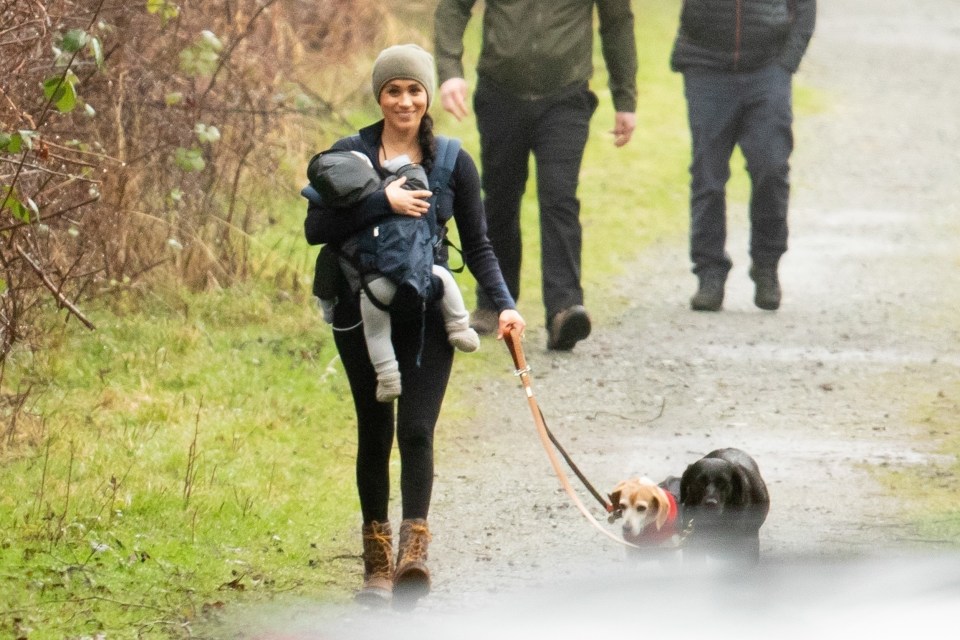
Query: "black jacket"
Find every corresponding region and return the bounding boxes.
[671,0,816,73]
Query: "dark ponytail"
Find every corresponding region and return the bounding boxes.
[418,113,437,172]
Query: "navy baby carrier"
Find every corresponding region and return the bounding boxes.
[304,135,462,317]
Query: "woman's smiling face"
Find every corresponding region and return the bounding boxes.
[379,79,428,133]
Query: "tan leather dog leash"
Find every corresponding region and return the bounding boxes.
[503,327,643,550]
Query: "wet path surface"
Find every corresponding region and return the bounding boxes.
[424,0,960,603]
[221,1,960,636]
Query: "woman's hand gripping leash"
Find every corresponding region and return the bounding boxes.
[502,327,643,549]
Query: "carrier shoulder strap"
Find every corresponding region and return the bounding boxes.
[428,135,461,204]
[428,135,464,272]
[331,135,464,312]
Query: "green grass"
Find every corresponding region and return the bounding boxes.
[875,380,960,543]
[1,288,363,638]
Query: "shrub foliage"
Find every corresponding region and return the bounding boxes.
[1,0,404,439]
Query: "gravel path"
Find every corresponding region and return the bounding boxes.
[234,1,960,636]
[423,0,960,598]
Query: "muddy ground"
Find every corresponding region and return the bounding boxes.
[423,0,960,598]
[228,0,960,636]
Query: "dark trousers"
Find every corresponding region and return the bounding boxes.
[334,305,453,523]
[473,79,598,323]
[683,64,794,278]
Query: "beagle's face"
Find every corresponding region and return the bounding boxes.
[609,478,670,535]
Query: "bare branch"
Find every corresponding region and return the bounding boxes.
[14,244,96,331]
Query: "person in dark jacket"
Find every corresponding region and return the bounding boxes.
[303,44,525,610]
[672,0,816,311]
[434,0,638,350]
[306,150,481,404]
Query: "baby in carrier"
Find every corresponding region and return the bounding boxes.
[307,149,480,403]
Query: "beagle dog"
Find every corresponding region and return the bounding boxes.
[608,476,680,548]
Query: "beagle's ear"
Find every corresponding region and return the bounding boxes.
[653,487,671,530]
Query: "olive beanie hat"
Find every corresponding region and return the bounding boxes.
[371,44,435,108]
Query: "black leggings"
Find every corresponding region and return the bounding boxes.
[334,305,453,523]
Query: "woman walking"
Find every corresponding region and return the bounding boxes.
[304,44,525,610]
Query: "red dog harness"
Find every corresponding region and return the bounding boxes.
[623,490,680,547]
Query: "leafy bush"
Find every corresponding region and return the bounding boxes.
[1,0,415,446]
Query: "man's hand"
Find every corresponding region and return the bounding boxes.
[440,78,470,121]
[611,112,636,147]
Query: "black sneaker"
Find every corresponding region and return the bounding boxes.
[750,265,781,311]
[690,276,725,312]
[547,305,592,351]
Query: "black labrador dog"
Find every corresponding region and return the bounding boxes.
[679,448,770,564]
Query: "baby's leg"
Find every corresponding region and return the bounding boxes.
[360,277,402,402]
[432,266,480,353]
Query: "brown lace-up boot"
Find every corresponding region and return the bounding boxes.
[356,520,393,606]
[392,518,432,610]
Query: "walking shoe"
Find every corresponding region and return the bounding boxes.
[356,521,393,607]
[547,305,592,351]
[469,308,499,336]
[750,265,781,311]
[393,518,431,611]
[690,275,725,312]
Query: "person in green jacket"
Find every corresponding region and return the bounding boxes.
[434,0,638,351]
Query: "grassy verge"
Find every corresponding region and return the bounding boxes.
[1,288,363,638]
[875,380,960,543]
